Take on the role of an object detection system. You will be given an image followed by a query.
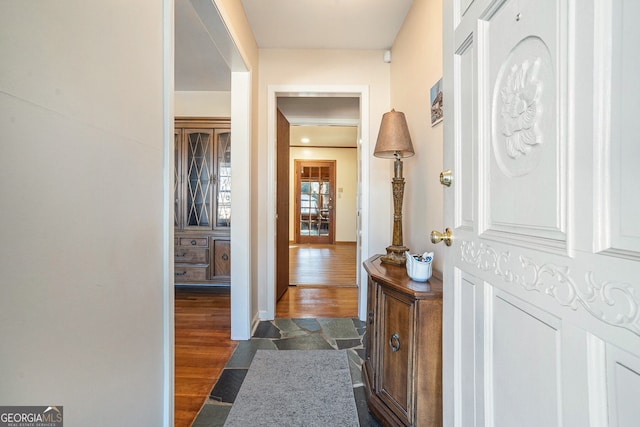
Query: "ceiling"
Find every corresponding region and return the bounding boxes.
[240,0,413,50]
[175,0,412,92]
[175,0,413,146]
[175,0,231,91]
[290,125,358,148]
[277,97,360,125]
[279,97,361,147]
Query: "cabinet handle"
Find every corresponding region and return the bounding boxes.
[176,271,187,276]
[190,240,197,246]
[221,253,229,261]
[389,333,401,352]
[368,310,374,324]
[176,253,187,258]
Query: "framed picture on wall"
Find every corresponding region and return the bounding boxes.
[430,78,443,126]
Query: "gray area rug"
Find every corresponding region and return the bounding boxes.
[223,349,359,427]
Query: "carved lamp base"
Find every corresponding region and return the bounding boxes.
[380,245,409,266]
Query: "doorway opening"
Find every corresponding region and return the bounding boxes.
[268,89,370,320]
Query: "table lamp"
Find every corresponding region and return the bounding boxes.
[373,109,415,265]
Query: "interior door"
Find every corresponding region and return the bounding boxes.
[294,160,336,244]
[442,1,640,426]
[276,109,290,301]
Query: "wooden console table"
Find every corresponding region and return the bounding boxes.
[363,255,443,426]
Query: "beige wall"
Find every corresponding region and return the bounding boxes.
[175,91,231,116]
[289,147,358,242]
[391,0,444,272]
[258,48,392,316]
[0,1,167,425]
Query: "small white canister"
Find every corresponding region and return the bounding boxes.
[405,251,433,282]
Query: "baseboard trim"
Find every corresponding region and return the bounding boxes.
[291,283,358,288]
[288,241,357,245]
[251,312,263,336]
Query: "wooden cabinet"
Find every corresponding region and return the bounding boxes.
[363,255,443,426]
[174,117,230,285]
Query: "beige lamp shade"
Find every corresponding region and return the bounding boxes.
[373,109,415,158]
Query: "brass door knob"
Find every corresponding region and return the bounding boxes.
[440,169,452,186]
[431,228,453,246]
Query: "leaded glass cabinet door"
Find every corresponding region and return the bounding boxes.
[183,129,214,230]
[215,130,231,229]
[174,129,182,229]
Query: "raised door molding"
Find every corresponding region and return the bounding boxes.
[460,240,640,336]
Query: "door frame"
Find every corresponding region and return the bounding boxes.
[294,159,337,244]
[265,85,370,321]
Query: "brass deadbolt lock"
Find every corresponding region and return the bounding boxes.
[440,169,452,187]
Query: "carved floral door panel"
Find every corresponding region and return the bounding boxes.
[443,0,640,426]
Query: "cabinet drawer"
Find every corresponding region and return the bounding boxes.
[178,237,209,247]
[174,266,208,281]
[174,247,209,263]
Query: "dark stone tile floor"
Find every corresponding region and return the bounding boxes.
[193,318,381,427]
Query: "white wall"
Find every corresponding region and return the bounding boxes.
[390,0,444,273]
[257,49,392,317]
[289,147,358,242]
[212,0,260,337]
[0,2,168,425]
[175,91,231,117]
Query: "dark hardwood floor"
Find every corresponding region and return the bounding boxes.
[174,287,237,427]
[174,243,359,427]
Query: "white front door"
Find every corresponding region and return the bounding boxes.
[442,0,640,425]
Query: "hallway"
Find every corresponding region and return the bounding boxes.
[175,244,360,426]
